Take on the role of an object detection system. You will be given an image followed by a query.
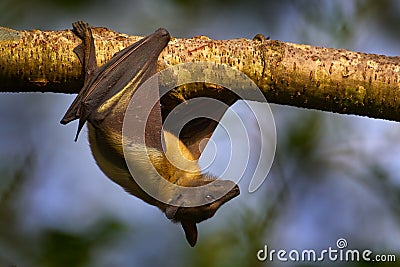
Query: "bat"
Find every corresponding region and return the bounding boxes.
[61,21,240,247]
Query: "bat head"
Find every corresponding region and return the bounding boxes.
[164,177,240,246]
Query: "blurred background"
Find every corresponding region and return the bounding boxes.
[1,0,400,266]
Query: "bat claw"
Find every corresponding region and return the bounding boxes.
[253,33,270,43]
[72,21,90,39]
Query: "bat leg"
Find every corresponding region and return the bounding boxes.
[71,21,89,63]
[72,21,98,77]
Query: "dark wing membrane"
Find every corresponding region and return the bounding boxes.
[60,21,98,125]
[61,23,170,143]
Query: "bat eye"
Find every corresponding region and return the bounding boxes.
[205,194,215,202]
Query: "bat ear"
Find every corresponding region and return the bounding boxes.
[181,221,198,247]
[165,205,179,219]
[165,194,185,219]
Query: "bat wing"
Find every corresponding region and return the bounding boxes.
[61,21,170,146]
[60,21,98,126]
[161,95,237,159]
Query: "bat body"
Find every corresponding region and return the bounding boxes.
[61,21,239,246]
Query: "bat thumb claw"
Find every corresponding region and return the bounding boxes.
[74,119,86,141]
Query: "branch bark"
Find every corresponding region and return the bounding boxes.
[1,25,400,121]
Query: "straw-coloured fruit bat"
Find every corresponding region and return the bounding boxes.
[61,21,240,247]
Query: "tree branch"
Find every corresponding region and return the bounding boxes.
[1,25,399,121]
